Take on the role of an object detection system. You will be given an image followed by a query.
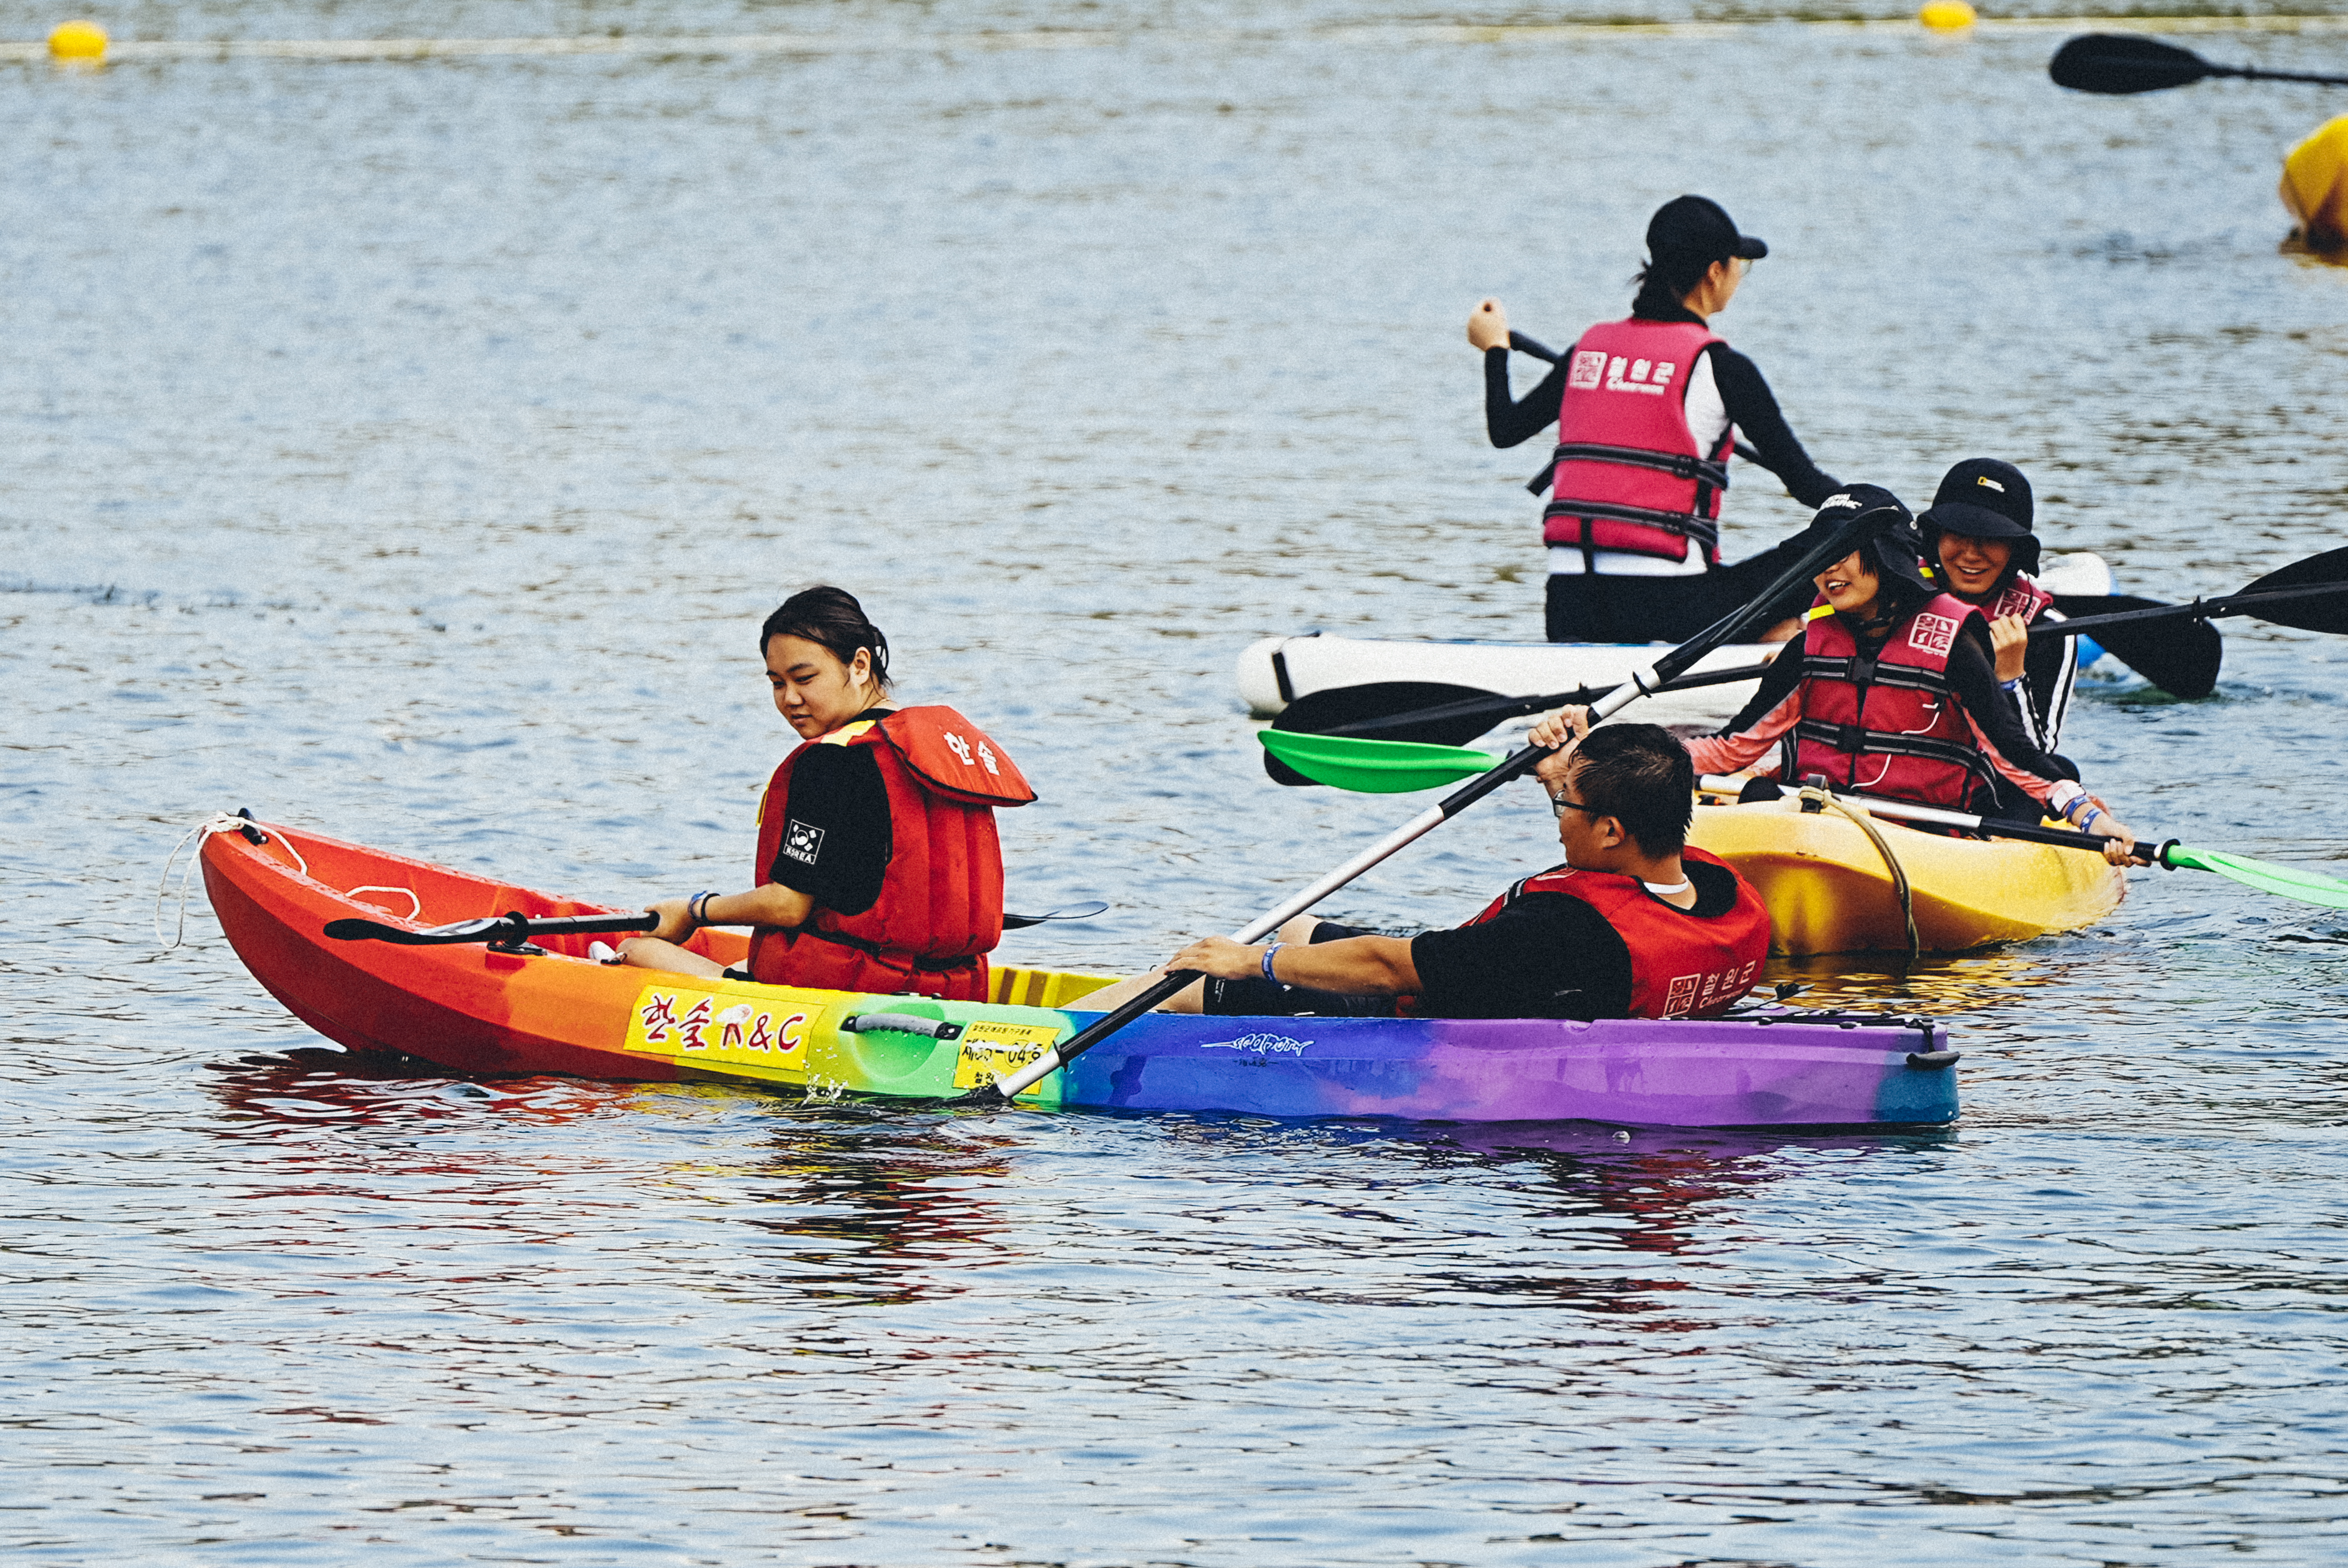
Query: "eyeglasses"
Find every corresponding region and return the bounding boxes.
[1548,791,1607,820]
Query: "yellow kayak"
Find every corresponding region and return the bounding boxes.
[1687,795,2125,955]
[2282,114,2348,251]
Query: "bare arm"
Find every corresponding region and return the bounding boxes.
[1171,933,1423,997]
[643,883,816,943]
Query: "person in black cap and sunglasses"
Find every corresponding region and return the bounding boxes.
[1470,195,1844,645]
[1918,458,2079,768]
[1534,487,2141,865]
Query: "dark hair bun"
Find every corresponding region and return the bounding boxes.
[760,586,891,688]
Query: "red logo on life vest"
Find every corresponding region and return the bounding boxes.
[1907,612,1960,657]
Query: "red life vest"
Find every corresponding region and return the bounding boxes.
[1785,592,1997,809]
[1979,571,2054,626]
[1537,318,1731,566]
[746,706,1036,1002]
[1455,847,1771,1019]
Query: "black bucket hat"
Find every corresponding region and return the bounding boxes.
[1918,458,2040,578]
[1799,485,1935,599]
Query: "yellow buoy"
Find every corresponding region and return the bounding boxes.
[1919,1,1977,31]
[47,19,108,60]
[2282,115,2348,251]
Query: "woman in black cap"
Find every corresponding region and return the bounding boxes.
[1469,195,1844,644]
[1535,488,2140,863]
[1919,458,2078,765]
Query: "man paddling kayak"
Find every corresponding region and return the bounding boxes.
[1075,723,1772,1021]
[1471,195,1842,644]
[1919,458,2079,762]
[609,586,1036,1000]
[1534,489,2143,864]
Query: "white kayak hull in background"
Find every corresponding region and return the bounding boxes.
[1237,552,2115,728]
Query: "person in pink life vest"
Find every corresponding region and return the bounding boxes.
[1531,488,2142,864]
[1470,195,1845,645]
[609,586,1034,1001]
[1918,457,2079,768]
[1075,724,1771,1023]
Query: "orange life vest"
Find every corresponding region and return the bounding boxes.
[1456,847,1771,1019]
[1786,592,1998,809]
[1538,318,1732,565]
[747,706,1035,1001]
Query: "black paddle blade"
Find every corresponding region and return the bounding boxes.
[324,915,507,945]
[2239,546,2348,633]
[2053,593,2222,700]
[1001,901,1110,930]
[2051,34,2213,95]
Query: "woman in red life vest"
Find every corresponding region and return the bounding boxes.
[612,586,1034,1001]
[1077,724,1770,1023]
[1919,458,2080,773]
[1558,488,2140,863]
[1469,195,1844,645]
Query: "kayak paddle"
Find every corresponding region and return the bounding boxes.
[2040,546,2348,701]
[326,911,658,947]
[2051,33,2348,95]
[966,499,1899,1106]
[327,901,1107,947]
[1709,776,2348,912]
[1268,661,1774,756]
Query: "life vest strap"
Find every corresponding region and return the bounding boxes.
[1793,718,1986,772]
[1799,655,1952,696]
[1528,441,1732,497]
[1541,499,1722,549]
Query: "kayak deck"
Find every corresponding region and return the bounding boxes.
[200,818,1959,1127]
[1688,794,2126,955]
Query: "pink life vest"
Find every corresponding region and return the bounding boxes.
[1538,318,1731,566]
[1785,592,1999,809]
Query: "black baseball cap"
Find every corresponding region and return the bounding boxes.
[1646,195,1769,266]
[1918,458,2038,575]
[1799,485,1935,597]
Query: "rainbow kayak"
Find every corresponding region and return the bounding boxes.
[1688,795,2126,955]
[199,819,1959,1128]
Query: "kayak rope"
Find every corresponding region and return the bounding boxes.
[154,812,309,951]
[1798,786,1919,964]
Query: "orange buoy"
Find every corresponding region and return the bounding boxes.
[2282,115,2348,251]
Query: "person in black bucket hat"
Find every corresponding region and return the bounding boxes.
[1917,458,2082,765]
[1531,485,2145,866]
[1468,195,1845,646]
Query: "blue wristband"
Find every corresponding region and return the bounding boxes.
[1260,941,1286,987]
[688,890,717,927]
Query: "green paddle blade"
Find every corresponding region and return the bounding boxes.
[2166,845,2348,910]
[1257,729,1499,793]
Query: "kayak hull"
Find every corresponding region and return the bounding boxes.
[1688,796,2126,955]
[201,821,1958,1127]
[1239,552,2116,726]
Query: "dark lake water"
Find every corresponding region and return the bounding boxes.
[8,3,2348,1561]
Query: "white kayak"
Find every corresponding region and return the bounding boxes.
[1237,552,2115,728]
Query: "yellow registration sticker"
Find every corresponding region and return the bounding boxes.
[951,1019,1064,1090]
[624,982,813,1069]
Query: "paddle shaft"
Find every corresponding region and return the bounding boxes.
[1321,659,1773,739]
[1701,776,2170,863]
[992,744,1551,1097]
[2030,580,2348,640]
[1508,332,1764,466]
[993,511,1884,1100]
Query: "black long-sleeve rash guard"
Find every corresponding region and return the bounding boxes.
[1722,616,2079,786]
[1484,305,1842,510]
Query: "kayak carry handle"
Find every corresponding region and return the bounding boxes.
[1905,1050,1962,1070]
[841,1013,964,1041]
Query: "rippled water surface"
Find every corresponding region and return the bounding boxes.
[8,2,2348,1561]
